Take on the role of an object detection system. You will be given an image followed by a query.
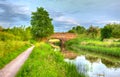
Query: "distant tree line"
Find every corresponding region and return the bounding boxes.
[68,23,120,40]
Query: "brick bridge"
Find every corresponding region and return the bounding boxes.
[49,33,77,51]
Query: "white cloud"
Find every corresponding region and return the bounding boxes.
[14,5,31,15]
[96,20,120,24]
[54,16,80,25]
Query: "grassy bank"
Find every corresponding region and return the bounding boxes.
[0,41,30,68]
[65,37,120,58]
[16,42,85,77]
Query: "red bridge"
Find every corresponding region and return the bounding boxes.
[49,33,77,51]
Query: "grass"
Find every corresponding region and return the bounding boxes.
[0,40,30,68]
[16,42,85,77]
[65,37,120,58]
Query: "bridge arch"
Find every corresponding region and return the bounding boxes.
[49,33,77,52]
[48,38,64,51]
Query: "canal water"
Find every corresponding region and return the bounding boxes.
[65,55,120,77]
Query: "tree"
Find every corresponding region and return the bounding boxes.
[101,23,120,39]
[31,7,54,39]
[87,25,100,38]
[110,23,120,38]
[68,25,86,34]
[101,25,112,40]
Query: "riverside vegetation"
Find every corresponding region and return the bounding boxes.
[66,23,120,58]
[65,37,120,58]
[16,42,85,77]
[0,41,30,68]
[0,26,31,68]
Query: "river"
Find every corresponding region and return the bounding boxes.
[65,55,120,77]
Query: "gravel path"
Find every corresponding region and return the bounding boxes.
[0,46,34,77]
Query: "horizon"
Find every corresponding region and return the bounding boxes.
[0,0,120,32]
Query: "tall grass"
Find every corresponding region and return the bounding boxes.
[0,40,30,68]
[16,42,85,77]
[65,38,120,58]
[75,45,120,57]
[0,32,21,41]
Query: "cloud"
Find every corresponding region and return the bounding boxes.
[47,9,64,18]
[54,16,79,25]
[0,0,6,2]
[0,0,119,32]
[96,20,120,24]
[53,22,74,32]
[52,16,80,32]
[0,2,30,27]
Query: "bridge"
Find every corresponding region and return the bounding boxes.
[49,33,77,52]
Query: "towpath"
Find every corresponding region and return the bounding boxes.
[0,46,34,77]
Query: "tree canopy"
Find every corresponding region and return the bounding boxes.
[68,25,86,34]
[101,23,120,40]
[87,25,100,38]
[31,7,54,39]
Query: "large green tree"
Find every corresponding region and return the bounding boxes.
[31,7,54,39]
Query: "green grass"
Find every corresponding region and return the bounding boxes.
[16,42,85,77]
[65,37,120,58]
[0,41,30,68]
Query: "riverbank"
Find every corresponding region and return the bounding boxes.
[65,37,120,58]
[64,37,120,77]
[16,42,85,77]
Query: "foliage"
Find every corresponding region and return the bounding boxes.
[101,25,112,40]
[0,41,30,68]
[68,25,86,34]
[0,26,32,41]
[111,24,120,38]
[16,43,85,77]
[31,7,54,39]
[0,32,20,41]
[65,38,120,58]
[87,25,100,39]
[101,23,120,40]
[6,26,32,41]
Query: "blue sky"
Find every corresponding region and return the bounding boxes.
[0,0,120,32]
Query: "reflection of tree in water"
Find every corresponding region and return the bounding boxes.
[85,55,99,63]
[101,58,120,68]
[85,55,120,68]
[65,55,120,77]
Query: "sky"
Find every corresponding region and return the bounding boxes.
[0,0,120,32]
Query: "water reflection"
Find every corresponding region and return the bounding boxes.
[65,55,120,77]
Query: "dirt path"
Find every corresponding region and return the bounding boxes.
[0,46,35,77]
